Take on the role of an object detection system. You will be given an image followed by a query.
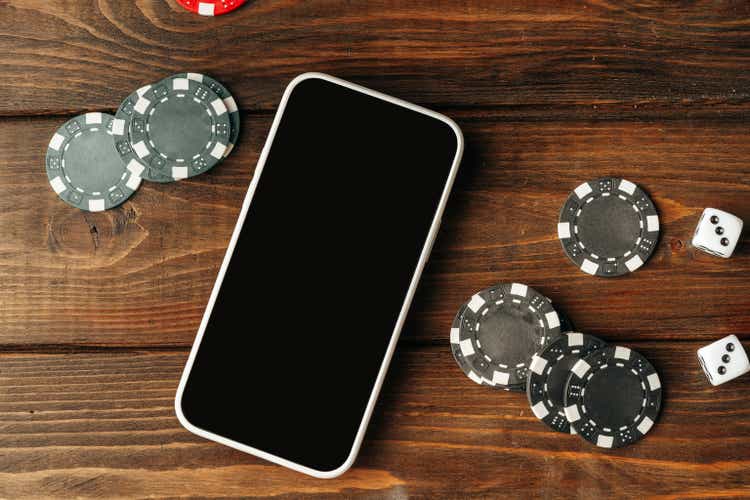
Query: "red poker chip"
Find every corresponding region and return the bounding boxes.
[176,0,247,16]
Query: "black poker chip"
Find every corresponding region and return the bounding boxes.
[526,332,607,434]
[564,345,662,448]
[450,283,562,391]
[557,177,660,277]
[450,301,526,391]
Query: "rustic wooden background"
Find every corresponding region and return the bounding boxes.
[2,1,750,498]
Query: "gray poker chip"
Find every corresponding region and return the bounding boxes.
[112,84,174,183]
[115,75,231,182]
[564,345,662,448]
[558,177,660,277]
[526,332,607,434]
[450,301,525,393]
[45,112,142,211]
[450,283,562,390]
[177,73,240,157]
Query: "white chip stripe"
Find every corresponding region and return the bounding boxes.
[618,179,636,195]
[49,176,66,194]
[198,2,216,15]
[88,199,105,212]
[581,259,598,275]
[625,255,644,271]
[596,435,614,448]
[637,416,654,435]
[187,73,204,82]
[49,133,65,151]
[173,78,190,91]
[210,98,228,116]
[614,346,632,360]
[459,338,475,357]
[172,166,189,180]
[224,96,238,113]
[510,283,528,297]
[647,373,661,391]
[136,85,151,97]
[126,174,142,191]
[492,371,510,385]
[134,97,150,115]
[531,401,549,420]
[557,222,571,239]
[132,141,150,159]
[85,112,103,124]
[224,142,235,158]
[126,159,145,177]
[574,182,593,199]
[529,354,548,375]
[647,214,659,232]
[571,359,590,379]
[564,405,581,423]
[210,143,227,159]
[111,118,126,136]
[568,332,583,346]
[545,311,560,329]
[450,327,460,344]
[468,371,482,385]
[467,294,485,313]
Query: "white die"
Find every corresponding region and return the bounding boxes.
[697,335,750,386]
[691,208,743,258]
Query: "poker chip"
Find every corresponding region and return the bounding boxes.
[450,300,525,392]
[45,112,142,211]
[564,345,662,448]
[176,73,240,157]
[176,0,247,16]
[115,75,231,182]
[112,85,174,183]
[450,283,562,391]
[526,332,607,434]
[558,177,660,277]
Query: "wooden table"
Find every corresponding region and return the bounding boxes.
[2,1,750,498]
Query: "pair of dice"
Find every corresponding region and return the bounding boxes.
[692,209,749,385]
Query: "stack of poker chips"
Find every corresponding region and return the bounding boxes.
[450,282,662,449]
[44,73,240,212]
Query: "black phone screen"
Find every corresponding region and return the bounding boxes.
[179,75,461,474]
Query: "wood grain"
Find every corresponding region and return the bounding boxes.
[2,114,750,346]
[1,1,749,116]
[0,345,748,499]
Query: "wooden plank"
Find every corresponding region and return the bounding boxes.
[1,1,750,116]
[0,344,748,498]
[2,114,750,347]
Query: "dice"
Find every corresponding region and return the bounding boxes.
[697,335,750,386]
[691,208,743,258]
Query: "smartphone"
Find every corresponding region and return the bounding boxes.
[175,73,464,478]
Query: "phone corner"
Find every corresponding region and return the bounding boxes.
[173,386,197,435]
[286,72,332,92]
[307,454,358,479]
[440,113,465,155]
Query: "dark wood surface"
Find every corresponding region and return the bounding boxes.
[1,1,750,498]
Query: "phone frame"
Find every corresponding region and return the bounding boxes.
[175,72,464,478]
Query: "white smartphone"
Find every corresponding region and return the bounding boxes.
[175,73,464,478]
